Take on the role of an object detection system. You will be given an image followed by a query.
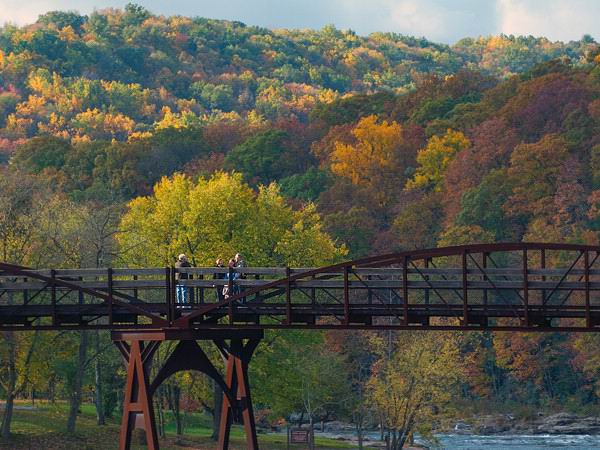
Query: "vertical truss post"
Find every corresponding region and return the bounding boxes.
[343,266,350,326]
[198,273,204,304]
[133,274,138,303]
[585,250,591,328]
[462,250,468,327]
[108,268,114,326]
[50,269,57,327]
[424,258,430,306]
[285,267,292,325]
[165,267,172,323]
[402,256,409,326]
[170,267,177,319]
[541,249,546,304]
[118,340,160,450]
[311,274,317,306]
[228,266,234,323]
[523,249,529,327]
[78,277,84,306]
[482,253,488,314]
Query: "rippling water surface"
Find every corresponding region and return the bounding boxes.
[422,434,600,449]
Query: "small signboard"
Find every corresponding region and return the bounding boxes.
[287,426,314,449]
[290,429,310,443]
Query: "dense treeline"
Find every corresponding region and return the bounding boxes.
[2,4,600,449]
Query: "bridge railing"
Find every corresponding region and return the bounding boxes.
[3,243,600,331]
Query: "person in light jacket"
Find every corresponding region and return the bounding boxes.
[175,254,191,304]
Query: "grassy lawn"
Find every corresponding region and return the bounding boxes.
[0,402,357,449]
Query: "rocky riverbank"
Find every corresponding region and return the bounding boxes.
[304,413,600,448]
[454,412,600,435]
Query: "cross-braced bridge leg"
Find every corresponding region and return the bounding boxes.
[115,340,160,450]
[216,338,261,450]
[113,331,263,450]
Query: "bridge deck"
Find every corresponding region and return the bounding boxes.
[2,243,600,331]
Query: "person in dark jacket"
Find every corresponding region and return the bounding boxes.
[234,253,247,302]
[175,254,191,304]
[222,258,239,299]
[213,258,226,302]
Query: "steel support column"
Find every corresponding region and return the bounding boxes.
[217,337,262,450]
[114,330,263,450]
[116,339,160,450]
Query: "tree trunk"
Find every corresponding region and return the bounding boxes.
[212,380,222,440]
[67,331,88,433]
[157,387,165,438]
[93,331,105,425]
[356,422,363,450]
[167,384,183,436]
[1,330,17,439]
[0,394,14,440]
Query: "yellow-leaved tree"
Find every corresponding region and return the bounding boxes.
[368,331,460,450]
[407,129,470,192]
[117,171,346,267]
[329,115,412,208]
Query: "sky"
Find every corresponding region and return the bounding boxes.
[0,0,597,44]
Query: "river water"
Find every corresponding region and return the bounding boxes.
[428,434,600,449]
[315,431,600,449]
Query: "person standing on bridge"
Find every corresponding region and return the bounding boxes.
[213,258,226,302]
[234,253,247,303]
[222,258,239,299]
[175,254,192,305]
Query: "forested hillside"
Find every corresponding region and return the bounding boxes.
[3,4,600,448]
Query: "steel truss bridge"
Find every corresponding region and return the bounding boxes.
[2,242,600,449]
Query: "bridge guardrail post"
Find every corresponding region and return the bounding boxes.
[402,256,409,326]
[170,266,177,320]
[482,253,488,315]
[165,267,172,323]
[343,266,350,326]
[541,249,546,304]
[585,250,591,328]
[50,269,57,327]
[108,268,114,326]
[522,249,529,327]
[228,266,234,323]
[462,250,468,327]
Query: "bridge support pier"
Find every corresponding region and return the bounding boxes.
[112,329,264,450]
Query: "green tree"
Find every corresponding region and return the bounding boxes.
[225,129,292,185]
[455,169,520,240]
[12,135,72,173]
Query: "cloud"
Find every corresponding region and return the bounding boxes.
[497,0,600,41]
[0,0,597,43]
[384,0,498,42]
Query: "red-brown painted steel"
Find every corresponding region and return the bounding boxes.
[114,330,263,450]
[119,340,160,450]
